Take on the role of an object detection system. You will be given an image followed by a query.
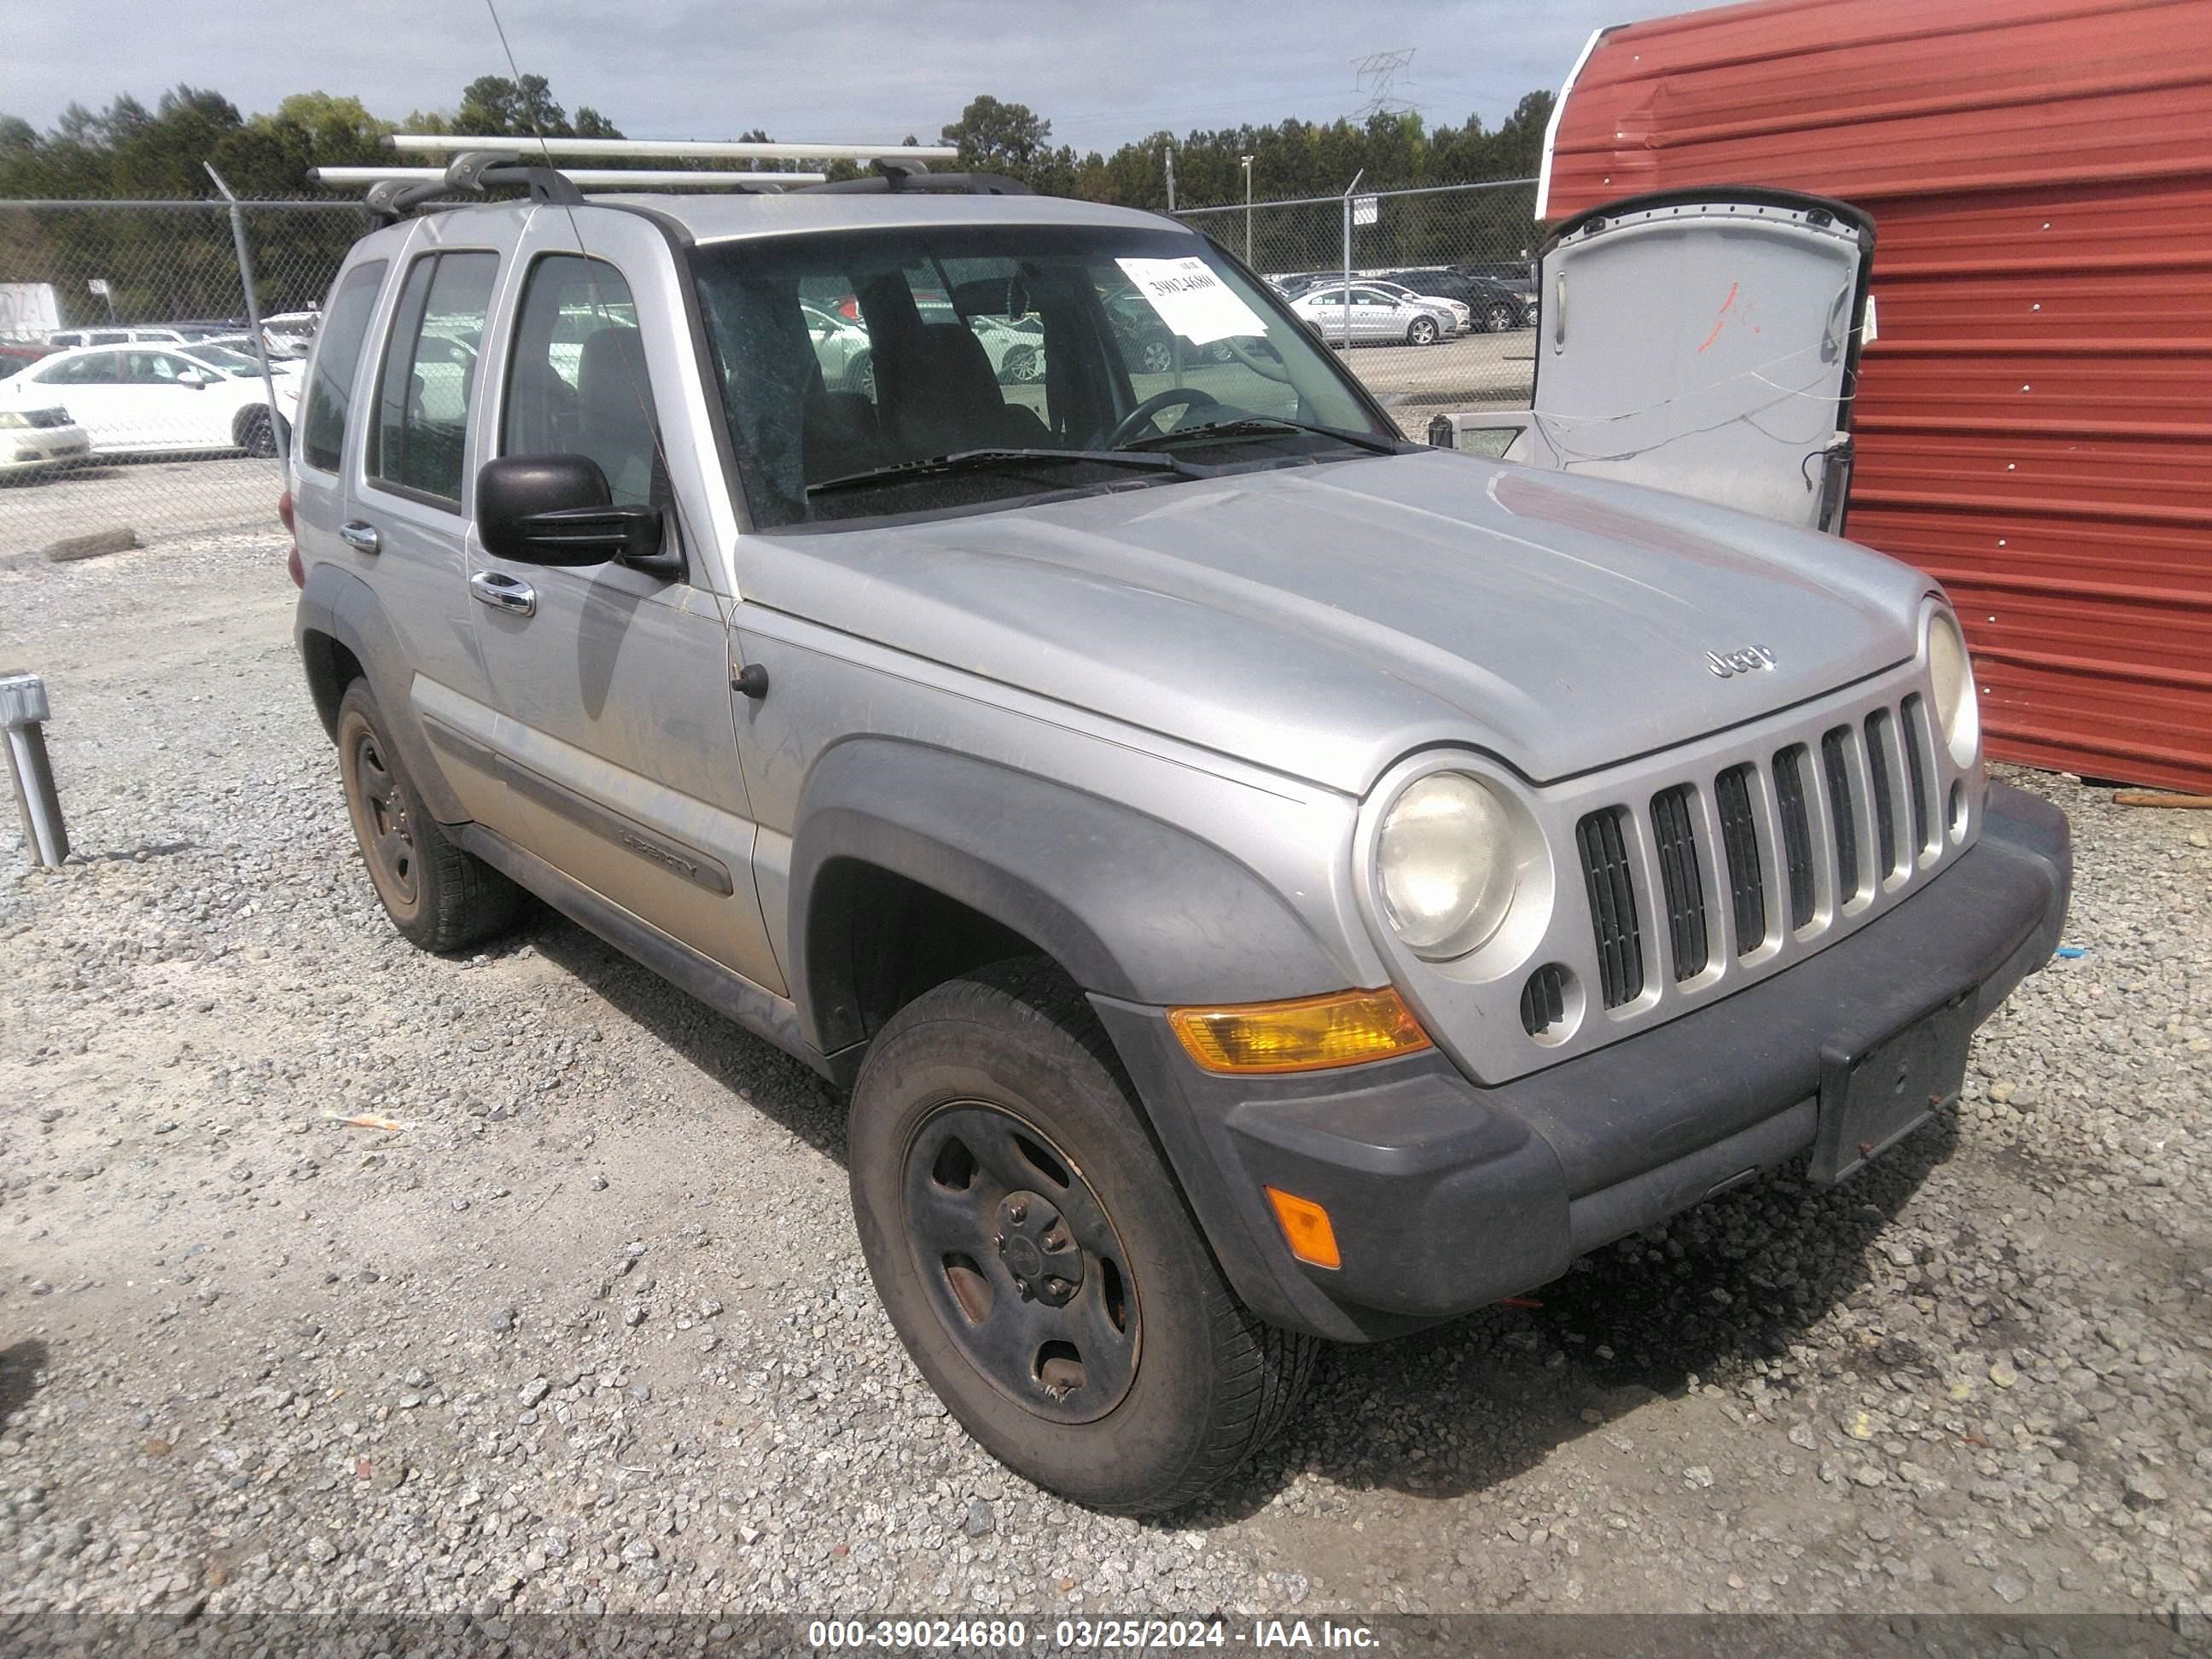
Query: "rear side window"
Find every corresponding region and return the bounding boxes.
[299,259,387,474]
[502,254,666,509]
[370,250,498,506]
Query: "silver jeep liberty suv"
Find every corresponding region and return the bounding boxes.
[289,165,2069,1514]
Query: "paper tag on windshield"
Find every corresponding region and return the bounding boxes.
[1115,257,1266,346]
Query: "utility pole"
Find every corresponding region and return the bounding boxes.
[1163,139,1176,212]
[1241,154,1254,263]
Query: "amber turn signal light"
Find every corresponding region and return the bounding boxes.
[1266,1186,1342,1270]
[1167,987,1432,1075]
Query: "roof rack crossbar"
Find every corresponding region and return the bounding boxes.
[384,133,958,165]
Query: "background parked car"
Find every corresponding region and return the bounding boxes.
[1359,278,1471,334]
[0,341,54,380]
[1381,268,1532,332]
[46,325,193,349]
[0,342,295,457]
[0,402,90,478]
[1289,282,1457,346]
[804,302,876,396]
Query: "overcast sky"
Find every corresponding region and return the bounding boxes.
[0,0,1684,166]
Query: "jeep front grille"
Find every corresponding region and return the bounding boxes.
[1714,764,1767,957]
[1822,727,1861,904]
[1574,696,1941,1001]
[1649,784,1708,981]
[1773,744,1817,929]
[1575,807,1644,1009]
[1902,692,1933,855]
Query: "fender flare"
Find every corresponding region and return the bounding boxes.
[788,736,1350,1053]
[294,563,466,824]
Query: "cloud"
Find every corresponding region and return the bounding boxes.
[0,0,1683,157]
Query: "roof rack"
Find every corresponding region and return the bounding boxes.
[381,134,958,166]
[311,151,819,222]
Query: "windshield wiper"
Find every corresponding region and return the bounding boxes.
[807,447,1188,496]
[1121,416,1402,457]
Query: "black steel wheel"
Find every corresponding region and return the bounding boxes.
[901,1102,1140,1423]
[849,958,1318,1514]
[335,679,521,953]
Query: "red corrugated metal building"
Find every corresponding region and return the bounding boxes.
[1539,0,2212,793]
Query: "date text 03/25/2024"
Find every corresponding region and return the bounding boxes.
[805,1618,1379,1650]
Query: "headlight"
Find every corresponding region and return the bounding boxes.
[1928,610,1981,766]
[1376,772,1516,957]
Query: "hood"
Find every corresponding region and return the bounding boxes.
[744,450,1929,794]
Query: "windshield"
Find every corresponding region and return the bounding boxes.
[689,223,1394,528]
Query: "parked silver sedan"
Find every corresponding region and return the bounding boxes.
[1289,282,1458,346]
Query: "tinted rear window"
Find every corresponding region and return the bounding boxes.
[299,259,387,474]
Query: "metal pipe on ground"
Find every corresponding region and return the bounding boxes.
[1,672,68,867]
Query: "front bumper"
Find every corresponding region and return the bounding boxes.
[1092,781,2070,1344]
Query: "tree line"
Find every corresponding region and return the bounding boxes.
[0,78,1551,328]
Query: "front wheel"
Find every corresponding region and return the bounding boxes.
[1406,316,1440,346]
[848,958,1317,1514]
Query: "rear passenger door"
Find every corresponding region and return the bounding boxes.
[462,227,783,996]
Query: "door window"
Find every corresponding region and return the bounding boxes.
[130,352,196,384]
[370,249,498,507]
[502,253,665,508]
[299,259,388,474]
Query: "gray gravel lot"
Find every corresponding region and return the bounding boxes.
[2,528,2207,1622]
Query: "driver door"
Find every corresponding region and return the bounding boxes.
[463,227,783,995]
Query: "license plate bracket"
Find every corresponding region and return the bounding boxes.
[1810,990,1977,1185]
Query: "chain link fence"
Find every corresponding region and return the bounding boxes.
[1176,178,1540,439]
[2,181,1543,558]
[1,199,359,560]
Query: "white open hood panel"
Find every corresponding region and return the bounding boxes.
[1433,189,1877,536]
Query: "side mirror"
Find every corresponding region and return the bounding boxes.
[176,370,209,389]
[475,454,665,568]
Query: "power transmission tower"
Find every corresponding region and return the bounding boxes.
[1350,48,1418,121]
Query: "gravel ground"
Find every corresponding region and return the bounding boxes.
[2,528,2207,1624]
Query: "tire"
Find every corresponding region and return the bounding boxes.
[236,406,278,458]
[1483,301,1519,335]
[1137,334,1175,375]
[335,679,521,953]
[1406,316,1440,346]
[849,958,1318,1514]
[1003,344,1043,385]
[846,352,875,401]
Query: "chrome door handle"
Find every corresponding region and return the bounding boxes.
[469,570,536,617]
[338,520,381,554]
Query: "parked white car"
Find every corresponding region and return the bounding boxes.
[1365,279,1471,333]
[0,404,90,477]
[0,344,297,457]
[45,325,192,349]
[1290,282,1458,346]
